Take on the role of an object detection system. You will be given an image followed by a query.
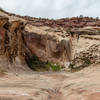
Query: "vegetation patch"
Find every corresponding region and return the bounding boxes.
[47,62,61,71]
[27,55,61,72]
[0,7,6,13]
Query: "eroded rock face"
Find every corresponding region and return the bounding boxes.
[70,44,100,69]
[0,16,73,72]
[1,15,100,71]
[2,20,25,63]
[24,16,100,28]
[0,17,31,72]
[24,32,72,67]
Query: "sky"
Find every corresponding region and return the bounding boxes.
[0,0,100,19]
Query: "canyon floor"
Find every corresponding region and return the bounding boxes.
[0,64,100,100]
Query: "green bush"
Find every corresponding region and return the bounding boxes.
[47,62,61,71]
[0,7,6,13]
[27,56,49,71]
[27,55,61,72]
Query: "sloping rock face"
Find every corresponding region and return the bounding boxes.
[70,44,100,69]
[24,32,72,66]
[0,16,31,72]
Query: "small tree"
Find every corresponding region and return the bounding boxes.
[0,7,6,12]
[79,15,83,18]
[96,17,99,21]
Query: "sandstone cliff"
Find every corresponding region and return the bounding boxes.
[0,14,73,72]
[0,10,100,72]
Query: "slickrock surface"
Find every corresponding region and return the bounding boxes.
[0,65,100,100]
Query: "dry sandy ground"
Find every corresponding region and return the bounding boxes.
[0,65,100,100]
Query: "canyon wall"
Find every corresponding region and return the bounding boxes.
[0,16,73,72]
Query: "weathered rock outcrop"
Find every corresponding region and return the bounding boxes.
[0,16,73,72]
[24,32,72,67]
[3,10,100,28]
[0,16,31,72]
[70,44,100,70]
[1,10,100,71]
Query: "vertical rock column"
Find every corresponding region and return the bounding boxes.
[8,21,26,64]
[17,21,26,64]
[8,21,31,72]
[0,17,9,55]
[0,18,31,72]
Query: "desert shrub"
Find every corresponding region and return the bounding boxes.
[79,15,84,18]
[27,55,49,71]
[0,7,6,13]
[47,62,61,71]
[27,55,61,72]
